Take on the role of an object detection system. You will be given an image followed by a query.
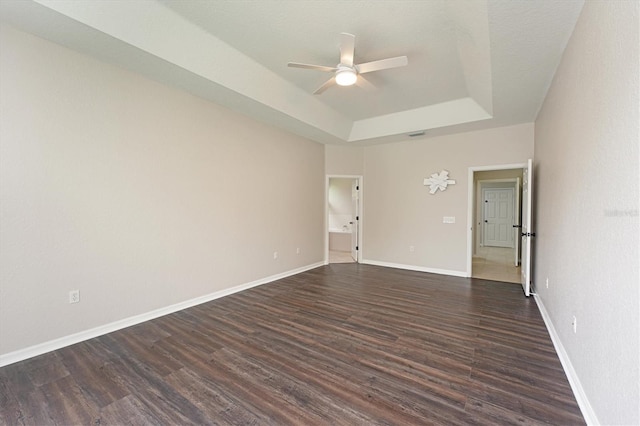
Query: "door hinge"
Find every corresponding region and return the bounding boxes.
[521,232,536,237]
[356,216,359,221]
[356,186,359,190]
[356,246,359,251]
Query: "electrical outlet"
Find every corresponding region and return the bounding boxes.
[296,247,300,255]
[572,316,577,333]
[409,245,415,252]
[69,290,80,304]
[546,277,549,288]
[273,251,278,260]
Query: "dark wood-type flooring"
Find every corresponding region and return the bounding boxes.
[0,264,585,425]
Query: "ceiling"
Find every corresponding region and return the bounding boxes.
[0,0,584,145]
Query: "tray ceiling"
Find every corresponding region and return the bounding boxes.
[0,0,584,145]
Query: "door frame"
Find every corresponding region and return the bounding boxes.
[325,175,363,264]
[466,163,526,277]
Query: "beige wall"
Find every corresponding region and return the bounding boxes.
[325,144,364,176]
[362,124,533,273]
[534,1,639,424]
[474,169,523,181]
[0,25,325,356]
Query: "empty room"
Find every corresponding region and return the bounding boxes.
[0,1,638,425]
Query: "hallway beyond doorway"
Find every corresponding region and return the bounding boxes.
[472,246,521,284]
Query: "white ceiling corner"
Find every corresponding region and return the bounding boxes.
[0,0,584,145]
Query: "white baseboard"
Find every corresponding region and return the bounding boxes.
[0,261,324,368]
[360,259,467,278]
[534,294,599,425]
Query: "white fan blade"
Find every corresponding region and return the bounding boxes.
[355,75,376,91]
[288,62,338,72]
[357,56,408,74]
[313,77,336,95]
[340,33,355,67]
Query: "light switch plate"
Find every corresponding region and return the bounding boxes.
[443,216,456,224]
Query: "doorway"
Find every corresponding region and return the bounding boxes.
[326,176,361,264]
[469,167,524,283]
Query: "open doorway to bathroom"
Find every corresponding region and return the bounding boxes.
[471,168,524,283]
[327,176,361,264]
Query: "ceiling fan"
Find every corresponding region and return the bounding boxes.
[288,33,408,95]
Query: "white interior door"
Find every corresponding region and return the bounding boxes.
[514,177,521,266]
[521,159,534,296]
[483,188,515,248]
[350,180,359,262]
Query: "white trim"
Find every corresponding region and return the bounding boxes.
[534,294,599,425]
[468,163,528,172]
[466,163,527,277]
[361,259,467,278]
[0,261,324,368]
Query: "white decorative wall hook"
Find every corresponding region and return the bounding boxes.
[424,170,456,194]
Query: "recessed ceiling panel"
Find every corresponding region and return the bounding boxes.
[160,0,470,120]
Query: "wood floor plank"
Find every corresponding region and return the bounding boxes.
[13,388,55,425]
[0,374,25,425]
[56,343,129,409]
[0,264,585,425]
[468,370,584,423]
[98,394,164,426]
[105,356,208,424]
[241,333,432,425]
[463,397,543,426]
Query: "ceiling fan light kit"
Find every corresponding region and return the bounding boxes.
[335,68,357,86]
[288,32,408,94]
